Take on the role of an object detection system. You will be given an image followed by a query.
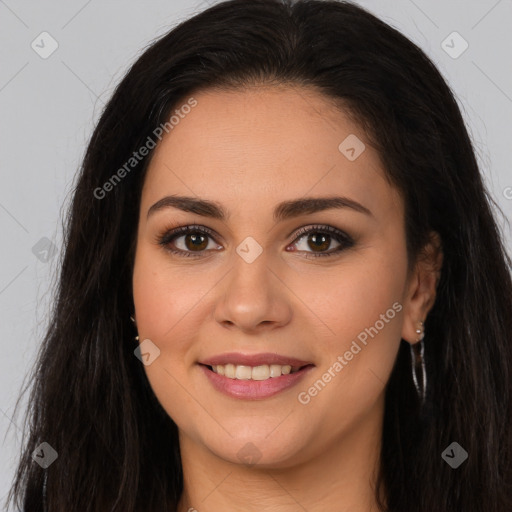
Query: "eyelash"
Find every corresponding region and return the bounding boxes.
[156,224,355,259]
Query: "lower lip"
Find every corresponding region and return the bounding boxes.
[199,364,315,400]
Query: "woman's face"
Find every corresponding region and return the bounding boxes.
[132,85,428,467]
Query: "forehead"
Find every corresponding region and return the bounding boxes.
[141,85,400,220]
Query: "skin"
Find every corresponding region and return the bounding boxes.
[132,84,443,512]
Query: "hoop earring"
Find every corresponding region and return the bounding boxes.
[410,320,426,404]
[130,314,139,342]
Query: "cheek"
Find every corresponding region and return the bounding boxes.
[294,248,407,427]
[293,249,407,352]
[132,246,202,426]
[132,244,207,343]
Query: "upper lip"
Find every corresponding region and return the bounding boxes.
[199,352,314,368]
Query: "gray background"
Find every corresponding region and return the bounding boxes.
[1,0,511,507]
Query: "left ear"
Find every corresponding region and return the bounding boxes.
[401,230,443,344]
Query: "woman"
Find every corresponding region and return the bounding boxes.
[6,0,512,510]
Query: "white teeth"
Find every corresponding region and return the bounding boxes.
[224,363,236,379]
[252,365,270,380]
[270,364,283,377]
[235,365,252,380]
[211,363,296,380]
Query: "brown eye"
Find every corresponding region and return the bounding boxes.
[157,225,221,257]
[306,232,332,252]
[293,231,339,254]
[183,233,209,251]
[290,225,354,258]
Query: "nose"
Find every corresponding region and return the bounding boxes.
[213,251,293,333]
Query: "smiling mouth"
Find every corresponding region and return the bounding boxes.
[201,363,313,381]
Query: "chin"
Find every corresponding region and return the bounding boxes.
[202,429,312,469]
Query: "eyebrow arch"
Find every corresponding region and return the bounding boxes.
[147,194,373,222]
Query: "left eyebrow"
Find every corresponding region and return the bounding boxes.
[146,194,373,221]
